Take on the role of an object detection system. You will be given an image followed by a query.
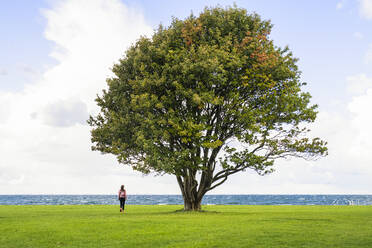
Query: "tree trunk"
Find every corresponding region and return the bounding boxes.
[183,197,201,211]
[176,175,204,211]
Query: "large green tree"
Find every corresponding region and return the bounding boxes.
[88,6,327,211]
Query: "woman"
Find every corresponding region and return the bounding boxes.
[118,185,127,212]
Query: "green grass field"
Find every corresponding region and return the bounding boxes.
[1,205,372,247]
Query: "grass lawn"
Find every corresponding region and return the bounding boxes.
[1,205,372,247]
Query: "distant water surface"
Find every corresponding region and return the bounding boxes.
[1,195,372,205]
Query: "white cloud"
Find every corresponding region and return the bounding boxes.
[0,92,14,124]
[348,88,372,157]
[41,98,89,127]
[359,0,372,19]
[347,73,372,94]
[0,173,25,185]
[0,0,163,194]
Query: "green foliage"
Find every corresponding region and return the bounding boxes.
[1,205,372,247]
[88,6,327,205]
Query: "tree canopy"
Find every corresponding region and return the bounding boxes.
[88,6,327,211]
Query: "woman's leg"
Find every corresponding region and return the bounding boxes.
[120,198,124,210]
[122,198,126,211]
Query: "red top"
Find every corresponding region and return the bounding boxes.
[118,190,126,199]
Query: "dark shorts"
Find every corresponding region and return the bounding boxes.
[119,198,126,209]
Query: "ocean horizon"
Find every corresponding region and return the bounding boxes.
[1,194,372,206]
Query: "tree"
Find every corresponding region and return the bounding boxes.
[88,6,327,211]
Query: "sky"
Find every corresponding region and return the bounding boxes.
[1,0,372,194]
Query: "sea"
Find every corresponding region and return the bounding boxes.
[1,195,372,205]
